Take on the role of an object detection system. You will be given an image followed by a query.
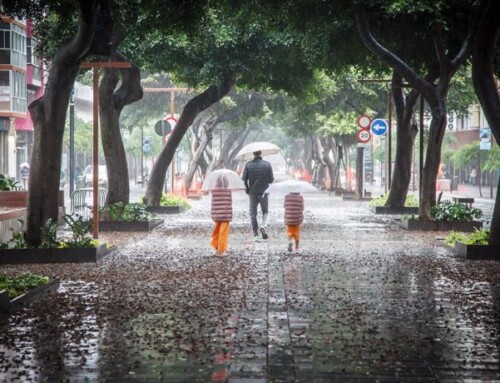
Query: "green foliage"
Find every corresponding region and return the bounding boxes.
[444,231,469,246]
[465,228,490,245]
[0,273,50,298]
[159,194,192,210]
[482,146,500,173]
[450,142,479,168]
[39,219,59,249]
[100,202,155,222]
[0,174,21,191]
[431,201,483,222]
[447,67,477,116]
[369,193,418,207]
[0,216,97,249]
[445,228,490,246]
[62,214,96,248]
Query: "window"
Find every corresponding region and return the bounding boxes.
[12,70,26,112]
[0,71,9,111]
[0,22,26,67]
[0,28,10,64]
[27,38,40,66]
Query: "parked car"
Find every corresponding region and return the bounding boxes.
[83,165,108,188]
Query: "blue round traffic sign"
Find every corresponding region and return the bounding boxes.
[370,118,388,136]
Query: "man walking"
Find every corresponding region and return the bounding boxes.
[242,150,274,241]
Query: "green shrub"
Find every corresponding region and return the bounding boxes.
[431,201,482,222]
[445,228,490,246]
[0,273,50,298]
[465,228,490,245]
[100,202,155,221]
[444,231,469,246]
[0,173,20,191]
[369,193,418,207]
[159,193,191,210]
[62,214,97,248]
[0,215,98,249]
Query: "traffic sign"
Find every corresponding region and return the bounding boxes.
[357,114,372,130]
[356,129,372,143]
[154,116,178,137]
[370,118,388,136]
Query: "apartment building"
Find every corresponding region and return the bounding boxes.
[0,16,43,180]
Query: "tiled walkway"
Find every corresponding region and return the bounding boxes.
[1,192,500,382]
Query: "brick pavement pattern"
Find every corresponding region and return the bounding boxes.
[1,191,499,382]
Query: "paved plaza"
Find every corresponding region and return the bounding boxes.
[1,186,499,382]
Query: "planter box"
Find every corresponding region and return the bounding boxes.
[342,192,371,201]
[371,206,419,215]
[0,244,113,264]
[0,277,60,313]
[0,191,64,224]
[0,191,28,207]
[333,188,345,196]
[454,241,500,260]
[401,219,483,232]
[342,192,355,200]
[0,207,26,243]
[99,218,163,232]
[146,205,186,215]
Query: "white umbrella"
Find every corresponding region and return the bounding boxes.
[265,179,318,194]
[202,168,245,191]
[234,142,281,161]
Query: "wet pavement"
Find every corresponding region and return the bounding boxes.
[1,188,500,382]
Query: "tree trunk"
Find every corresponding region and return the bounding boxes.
[420,104,447,218]
[144,77,235,206]
[217,128,243,169]
[385,71,419,208]
[355,147,364,199]
[227,125,253,169]
[303,137,314,175]
[99,52,143,206]
[184,117,217,190]
[328,138,342,189]
[344,145,352,191]
[320,137,336,191]
[472,0,500,245]
[356,9,477,219]
[26,0,101,246]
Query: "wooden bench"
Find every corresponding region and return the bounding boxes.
[451,196,474,207]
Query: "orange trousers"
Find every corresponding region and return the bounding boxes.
[211,221,230,253]
[287,225,301,241]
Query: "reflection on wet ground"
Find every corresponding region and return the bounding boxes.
[1,192,499,382]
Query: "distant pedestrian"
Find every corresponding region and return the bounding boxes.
[242,150,274,241]
[20,163,30,190]
[284,192,304,254]
[470,168,477,185]
[210,175,232,256]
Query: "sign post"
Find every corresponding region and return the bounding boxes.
[144,87,187,194]
[356,129,372,144]
[370,118,388,136]
[357,114,372,130]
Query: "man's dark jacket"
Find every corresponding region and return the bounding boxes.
[242,157,274,195]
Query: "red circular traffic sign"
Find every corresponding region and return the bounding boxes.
[356,129,372,143]
[357,114,372,130]
[165,116,177,130]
